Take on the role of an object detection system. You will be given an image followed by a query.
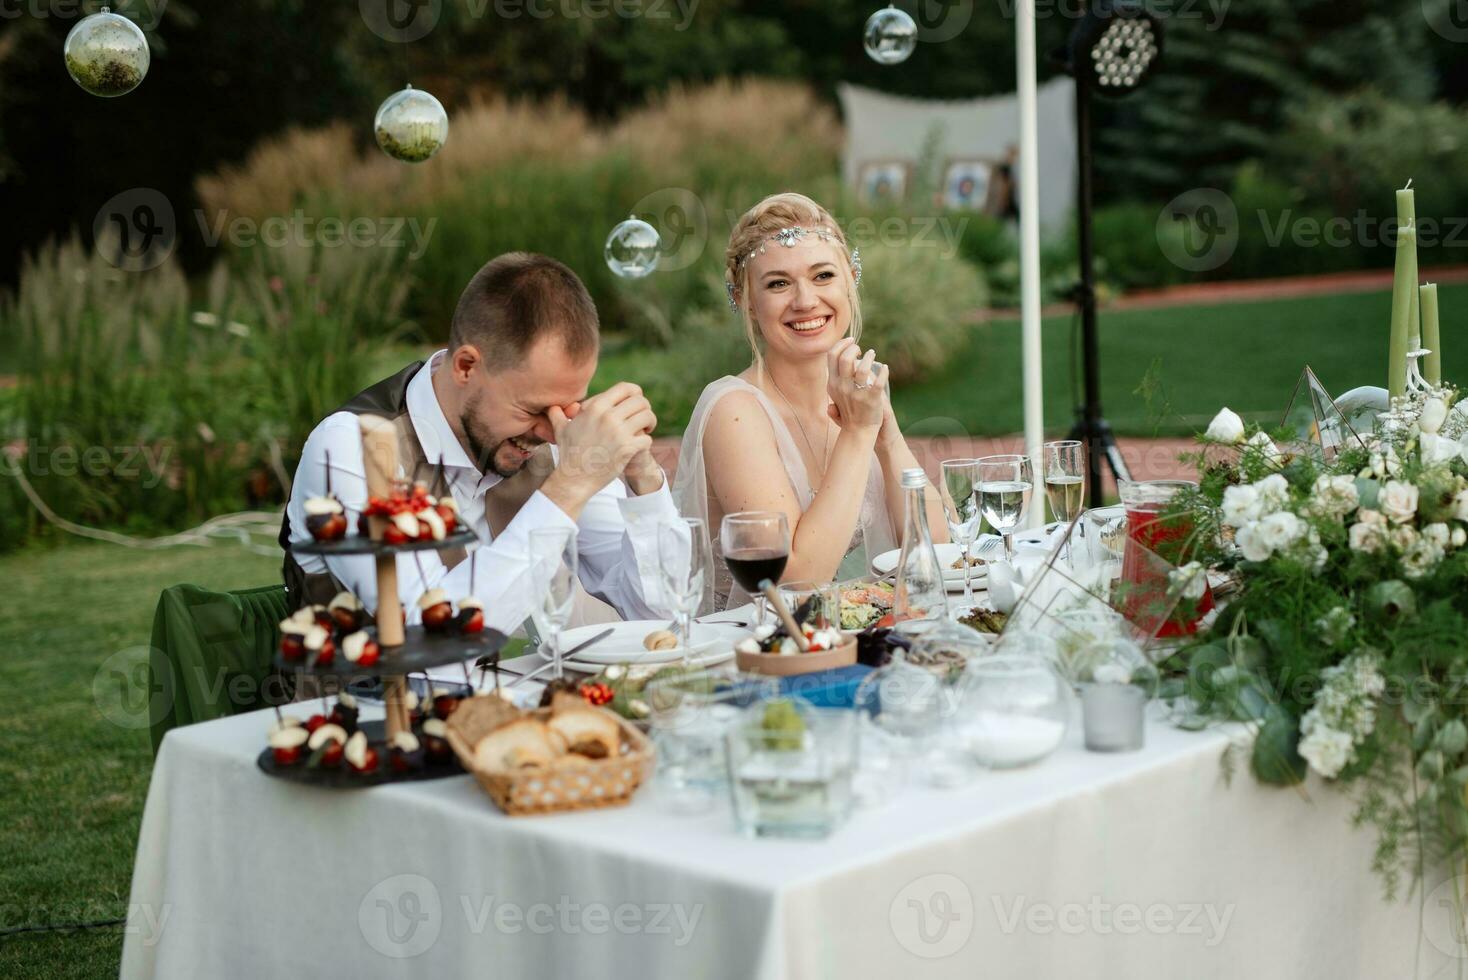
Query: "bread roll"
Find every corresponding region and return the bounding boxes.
[473,718,558,774]
[548,708,621,760]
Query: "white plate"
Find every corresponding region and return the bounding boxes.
[871,540,994,583]
[540,620,746,667]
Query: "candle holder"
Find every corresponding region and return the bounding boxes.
[1406,345,1434,396]
[1080,682,1147,752]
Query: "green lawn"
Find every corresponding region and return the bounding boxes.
[0,542,280,979]
[597,283,1468,439]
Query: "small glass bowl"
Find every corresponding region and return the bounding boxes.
[955,655,1071,769]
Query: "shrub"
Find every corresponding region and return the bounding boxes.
[851,239,988,383]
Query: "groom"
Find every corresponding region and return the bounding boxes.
[281,252,680,633]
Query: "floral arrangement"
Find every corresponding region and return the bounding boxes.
[1168,390,1468,896]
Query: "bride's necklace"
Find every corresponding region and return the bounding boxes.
[766,373,835,494]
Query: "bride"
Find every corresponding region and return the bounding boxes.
[673,192,946,607]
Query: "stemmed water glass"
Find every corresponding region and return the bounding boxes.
[1043,440,1086,560]
[658,518,714,661]
[528,527,578,680]
[940,458,983,610]
[978,454,1033,561]
[720,511,790,625]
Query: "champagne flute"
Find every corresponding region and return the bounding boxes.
[977,454,1032,562]
[1044,440,1086,561]
[528,527,577,680]
[940,458,983,610]
[658,518,714,661]
[720,511,790,626]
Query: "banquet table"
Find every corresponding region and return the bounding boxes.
[119,675,1452,980]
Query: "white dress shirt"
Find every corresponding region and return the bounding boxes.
[285,351,681,634]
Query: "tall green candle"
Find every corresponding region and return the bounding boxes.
[1422,282,1441,385]
[1397,185,1421,348]
[1388,223,1415,399]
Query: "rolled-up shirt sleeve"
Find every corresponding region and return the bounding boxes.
[573,477,682,621]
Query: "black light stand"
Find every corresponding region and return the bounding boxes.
[1065,64,1130,505]
[1056,0,1162,503]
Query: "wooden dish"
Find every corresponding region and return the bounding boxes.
[735,633,858,676]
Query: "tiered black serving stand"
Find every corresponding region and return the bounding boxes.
[257,416,508,788]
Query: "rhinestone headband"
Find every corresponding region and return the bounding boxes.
[727,226,862,311]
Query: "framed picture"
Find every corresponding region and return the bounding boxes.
[857,160,911,205]
[941,158,996,212]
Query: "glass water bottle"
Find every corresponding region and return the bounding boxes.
[894,468,949,623]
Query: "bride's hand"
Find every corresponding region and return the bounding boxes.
[825,338,888,432]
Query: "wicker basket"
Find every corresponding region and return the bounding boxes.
[445,695,655,816]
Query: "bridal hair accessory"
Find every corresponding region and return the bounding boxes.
[735,226,843,272]
[851,247,862,287]
[726,280,739,312]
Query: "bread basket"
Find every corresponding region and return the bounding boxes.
[445,694,656,816]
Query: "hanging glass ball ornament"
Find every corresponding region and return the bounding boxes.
[64,7,150,98]
[374,85,449,164]
[604,215,661,279]
[863,5,917,66]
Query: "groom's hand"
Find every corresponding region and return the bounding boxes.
[541,383,656,518]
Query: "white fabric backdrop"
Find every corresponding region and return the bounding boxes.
[120,699,1452,979]
[837,80,1077,232]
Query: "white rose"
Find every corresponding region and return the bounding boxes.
[1453,490,1468,523]
[1358,507,1386,527]
[1298,725,1353,779]
[1257,511,1305,551]
[1389,523,1418,552]
[1310,474,1359,518]
[1420,432,1461,467]
[1420,397,1449,435]
[1368,447,1401,478]
[1247,430,1283,463]
[1254,474,1290,513]
[1453,527,1467,549]
[1378,480,1419,524]
[1205,407,1246,444]
[1222,484,1261,527]
[1171,561,1207,600]
[1348,521,1384,554]
[1093,663,1132,685]
[1401,539,1443,580]
[1424,522,1451,549]
[1235,522,1274,562]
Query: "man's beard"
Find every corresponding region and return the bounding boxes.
[460,410,538,479]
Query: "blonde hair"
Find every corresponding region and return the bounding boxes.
[724,192,862,376]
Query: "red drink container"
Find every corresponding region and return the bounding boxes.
[1117,480,1214,638]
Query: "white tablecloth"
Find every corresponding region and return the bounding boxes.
[120,695,1450,980]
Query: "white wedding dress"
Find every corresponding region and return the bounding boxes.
[672,375,898,609]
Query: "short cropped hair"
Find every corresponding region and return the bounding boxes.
[449,253,599,370]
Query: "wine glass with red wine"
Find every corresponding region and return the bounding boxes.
[720,511,790,625]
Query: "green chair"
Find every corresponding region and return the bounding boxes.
[146,583,292,756]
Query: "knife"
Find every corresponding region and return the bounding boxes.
[503,627,616,689]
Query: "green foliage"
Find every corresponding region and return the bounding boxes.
[0,237,398,551]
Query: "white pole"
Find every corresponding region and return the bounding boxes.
[1016,0,1045,527]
